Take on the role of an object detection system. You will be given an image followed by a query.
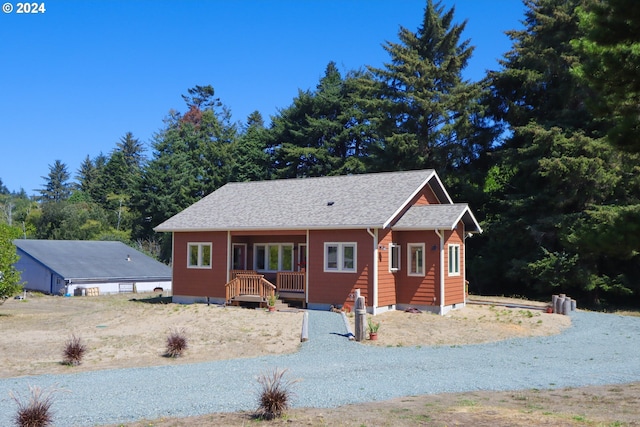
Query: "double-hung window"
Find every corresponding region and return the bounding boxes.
[448,244,460,276]
[187,242,212,268]
[324,242,357,272]
[389,243,400,272]
[407,243,425,276]
[254,243,294,272]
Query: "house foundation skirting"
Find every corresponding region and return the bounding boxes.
[172,295,226,305]
[396,302,466,315]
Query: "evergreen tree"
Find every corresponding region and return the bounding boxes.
[132,86,238,259]
[572,0,640,151]
[116,132,145,170]
[0,179,8,194]
[357,0,495,174]
[475,0,640,306]
[0,223,22,301]
[233,111,273,182]
[38,160,73,203]
[76,155,97,194]
[268,62,370,178]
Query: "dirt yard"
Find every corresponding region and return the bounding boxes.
[2,293,639,426]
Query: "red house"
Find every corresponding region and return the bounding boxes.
[154,169,481,314]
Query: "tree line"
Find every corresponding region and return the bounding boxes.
[1,0,638,309]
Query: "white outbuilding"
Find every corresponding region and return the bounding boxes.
[14,240,172,296]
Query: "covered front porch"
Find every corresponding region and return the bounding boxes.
[224,230,308,307]
[225,270,306,307]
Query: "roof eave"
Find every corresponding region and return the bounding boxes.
[382,170,437,229]
[154,223,387,233]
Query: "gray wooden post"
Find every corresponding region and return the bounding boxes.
[354,295,366,342]
[556,295,565,314]
[551,295,558,313]
[563,297,572,315]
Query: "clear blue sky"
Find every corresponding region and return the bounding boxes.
[0,0,525,196]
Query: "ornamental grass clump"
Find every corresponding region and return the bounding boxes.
[62,334,86,366]
[164,328,188,358]
[11,385,59,427]
[256,368,297,420]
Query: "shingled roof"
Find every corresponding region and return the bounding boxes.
[153,169,484,233]
[14,240,171,281]
[392,204,482,233]
[155,170,453,232]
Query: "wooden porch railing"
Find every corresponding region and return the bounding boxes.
[276,272,305,293]
[225,274,275,302]
[230,269,258,279]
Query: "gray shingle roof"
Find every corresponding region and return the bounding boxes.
[155,169,451,232]
[14,240,171,281]
[392,204,482,233]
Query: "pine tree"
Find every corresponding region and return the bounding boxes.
[476,0,640,306]
[268,62,369,178]
[132,86,238,258]
[572,0,640,152]
[233,111,272,182]
[357,0,495,173]
[38,160,72,203]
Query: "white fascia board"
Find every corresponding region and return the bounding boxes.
[382,170,436,229]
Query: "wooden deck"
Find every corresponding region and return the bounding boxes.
[226,270,306,307]
[225,274,275,306]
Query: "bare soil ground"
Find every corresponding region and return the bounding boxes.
[2,293,639,426]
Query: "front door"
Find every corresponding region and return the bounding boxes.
[232,243,247,270]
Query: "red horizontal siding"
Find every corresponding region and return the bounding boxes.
[307,229,372,307]
[173,231,228,298]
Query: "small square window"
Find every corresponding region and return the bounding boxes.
[187,243,212,269]
[324,242,357,272]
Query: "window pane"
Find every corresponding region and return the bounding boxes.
[268,245,279,270]
[326,245,338,269]
[410,245,423,274]
[256,245,266,270]
[390,244,399,270]
[189,245,198,267]
[282,245,293,271]
[343,245,354,270]
[201,244,211,267]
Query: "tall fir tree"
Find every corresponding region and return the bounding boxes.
[475,0,640,306]
[356,0,495,174]
[132,86,238,259]
[38,160,73,203]
[232,111,273,182]
[268,62,370,178]
[572,0,640,152]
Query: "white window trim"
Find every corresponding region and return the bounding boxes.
[407,243,425,277]
[389,243,401,272]
[187,242,212,269]
[324,242,357,273]
[448,243,461,276]
[253,243,295,272]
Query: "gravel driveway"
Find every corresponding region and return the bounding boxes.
[1,310,639,426]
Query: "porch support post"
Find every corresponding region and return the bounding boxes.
[367,227,379,314]
[226,231,231,284]
[305,229,309,306]
[435,229,445,315]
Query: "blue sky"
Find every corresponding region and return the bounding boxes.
[0,0,525,195]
